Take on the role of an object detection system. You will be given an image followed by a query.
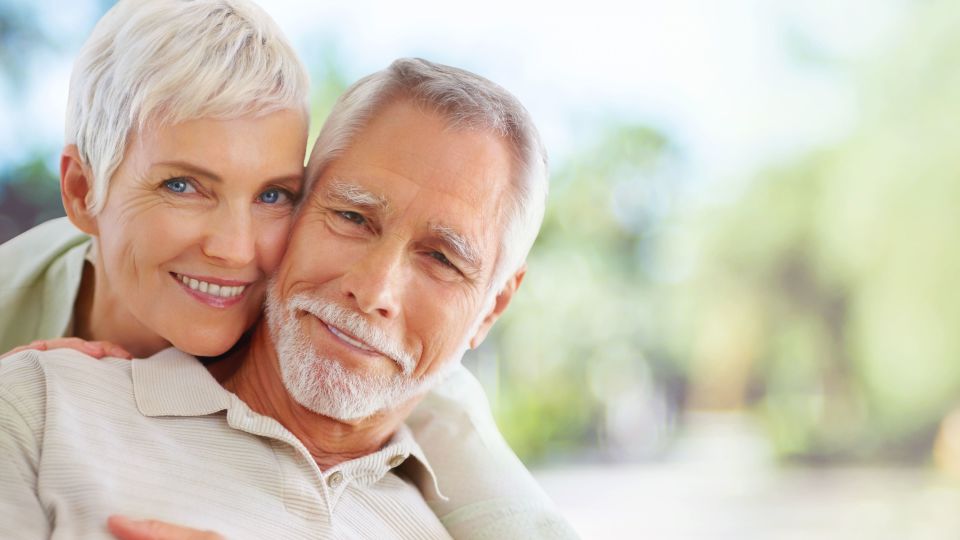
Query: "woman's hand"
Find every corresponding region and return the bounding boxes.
[107,516,224,540]
[1,337,132,360]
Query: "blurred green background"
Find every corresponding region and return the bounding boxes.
[3,0,960,537]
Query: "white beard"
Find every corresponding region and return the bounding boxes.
[265,286,461,421]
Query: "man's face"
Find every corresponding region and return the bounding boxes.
[267,100,519,420]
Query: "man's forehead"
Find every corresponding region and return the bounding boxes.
[329,100,512,202]
[319,175,499,221]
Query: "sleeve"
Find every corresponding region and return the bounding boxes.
[0,390,51,537]
[407,364,580,540]
[0,217,91,352]
[0,351,53,537]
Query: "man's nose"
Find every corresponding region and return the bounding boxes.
[340,242,405,319]
[201,206,256,268]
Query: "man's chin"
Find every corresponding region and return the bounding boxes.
[293,394,379,423]
[279,353,406,421]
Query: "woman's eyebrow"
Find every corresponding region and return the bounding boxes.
[153,160,223,182]
[153,160,303,185]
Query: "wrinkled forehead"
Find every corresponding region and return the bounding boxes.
[317,167,506,211]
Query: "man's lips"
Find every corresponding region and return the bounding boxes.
[290,300,415,375]
[322,320,380,355]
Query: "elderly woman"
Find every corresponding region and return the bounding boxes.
[0,0,571,539]
[0,0,308,359]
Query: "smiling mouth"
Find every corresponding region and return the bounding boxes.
[324,321,379,354]
[171,272,249,298]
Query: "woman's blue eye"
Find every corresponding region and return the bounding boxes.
[163,178,192,193]
[259,188,289,205]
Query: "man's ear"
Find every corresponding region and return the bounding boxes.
[60,144,99,235]
[468,265,526,349]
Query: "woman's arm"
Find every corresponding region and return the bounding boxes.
[408,364,579,539]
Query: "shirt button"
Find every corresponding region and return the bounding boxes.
[388,454,406,468]
[327,471,344,488]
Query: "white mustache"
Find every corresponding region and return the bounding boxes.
[287,294,415,375]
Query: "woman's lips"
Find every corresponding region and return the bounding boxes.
[171,272,252,308]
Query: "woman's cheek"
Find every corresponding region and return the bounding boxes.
[258,214,295,273]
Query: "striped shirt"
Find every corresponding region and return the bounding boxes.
[0,348,452,539]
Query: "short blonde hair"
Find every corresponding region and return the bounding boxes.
[65,0,309,214]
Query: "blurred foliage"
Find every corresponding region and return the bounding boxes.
[0,0,66,244]
[0,2,49,87]
[667,0,960,462]
[482,125,688,463]
[305,49,351,150]
[0,158,64,243]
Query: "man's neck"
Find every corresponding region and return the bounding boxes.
[221,323,415,470]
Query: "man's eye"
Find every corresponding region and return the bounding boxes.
[258,188,293,205]
[337,211,366,226]
[430,251,457,270]
[163,178,195,194]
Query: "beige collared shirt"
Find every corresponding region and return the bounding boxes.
[0,347,451,539]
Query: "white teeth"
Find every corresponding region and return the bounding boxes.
[175,274,247,298]
[328,324,375,352]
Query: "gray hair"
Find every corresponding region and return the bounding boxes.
[305,58,548,289]
[65,0,310,214]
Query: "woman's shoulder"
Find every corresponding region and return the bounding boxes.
[1,217,89,257]
[0,217,90,283]
[0,218,92,350]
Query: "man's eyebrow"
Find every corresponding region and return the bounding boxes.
[431,223,482,270]
[324,179,388,209]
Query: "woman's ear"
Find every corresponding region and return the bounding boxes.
[60,145,99,235]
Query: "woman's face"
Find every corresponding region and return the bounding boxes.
[93,109,308,356]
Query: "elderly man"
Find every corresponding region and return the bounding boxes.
[0,58,575,539]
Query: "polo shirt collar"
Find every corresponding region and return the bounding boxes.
[132,347,231,417]
[386,424,448,502]
[132,348,447,500]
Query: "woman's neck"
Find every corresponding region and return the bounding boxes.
[71,252,170,358]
